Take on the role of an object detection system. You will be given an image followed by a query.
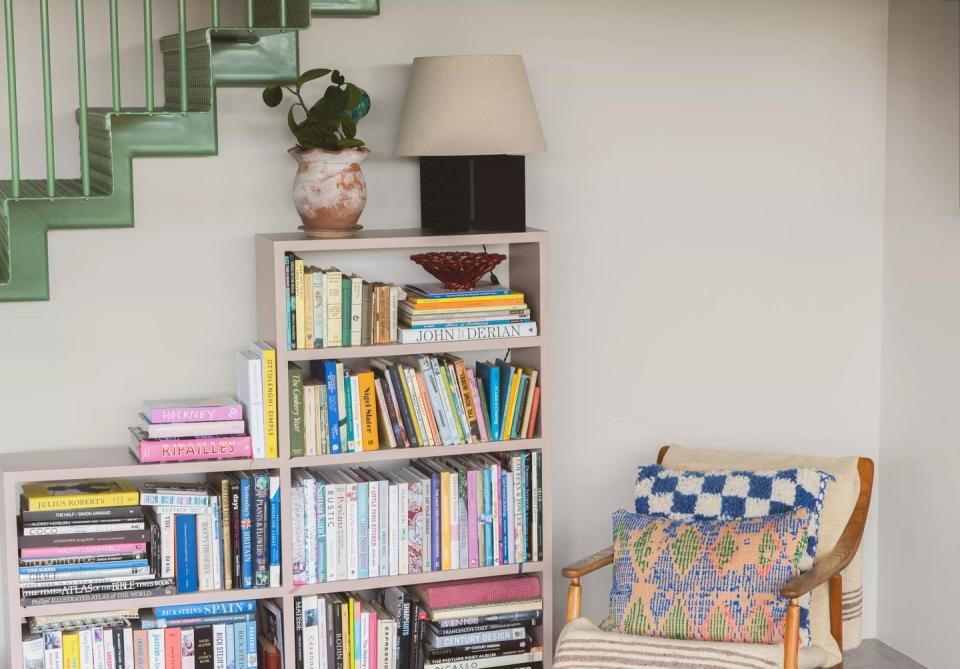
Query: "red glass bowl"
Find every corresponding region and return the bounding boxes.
[410,251,507,290]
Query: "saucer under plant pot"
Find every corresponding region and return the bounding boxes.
[263,67,372,239]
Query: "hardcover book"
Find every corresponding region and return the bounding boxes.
[21,480,139,512]
[129,429,253,463]
[142,398,242,424]
[398,322,537,345]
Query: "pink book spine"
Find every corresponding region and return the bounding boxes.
[418,575,542,609]
[368,609,378,669]
[466,371,489,442]
[21,542,147,558]
[466,470,479,569]
[148,404,242,424]
[134,436,253,463]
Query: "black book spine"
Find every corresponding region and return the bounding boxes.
[195,625,214,669]
[325,597,336,669]
[20,581,177,607]
[253,472,269,587]
[411,603,426,669]
[19,505,144,524]
[435,610,542,629]
[428,621,534,637]
[294,596,304,669]
[21,577,175,598]
[388,365,420,448]
[287,252,297,350]
[113,627,125,669]
[376,369,407,448]
[229,477,241,587]
[396,590,412,669]
[426,638,532,662]
[17,529,149,549]
[332,599,345,669]
[147,516,161,576]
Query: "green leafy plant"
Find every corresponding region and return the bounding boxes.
[263,68,369,152]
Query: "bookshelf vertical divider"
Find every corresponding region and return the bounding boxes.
[0,228,551,668]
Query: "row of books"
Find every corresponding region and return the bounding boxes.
[288,357,540,457]
[396,283,538,345]
[17,475,281,607]
[21,599,283,669]
[285,254,401,350]
[291,451,543,585]
[294,576,544,669]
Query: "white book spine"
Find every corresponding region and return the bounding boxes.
[292,486,306,584]
[19,566,151,583]
[398,321,538,345]
[304,384,317,456]
[180,628,195,669]
[378,480,389,577]
[122,629,134,669]
[303,476,318,584]
[211,496,224,590]
[398,482,409,575]
[429,358,461,445]
[316,596,329,669]
[235,351,266,459]
[447,471,459,570]
[345,481,359,580]
[77,628,93,669]
[158,512,175,579]
[324,484,337,582]
[146,629,163,669]
[368,480,380,578]
[22,522,145,536]
[212,624,227,669]
[197,512,215,591]
[303,594,321,669]
[22,636,43,668]
[334,483,347,581]
[505,471,516,564]
[313,271,325,348]
[418,358,453,446]
[350,276,363,346]
[225,625,235,669]
[359,610,370,669]
[102,629,114,669]
[43,631,63,669]
[388,483,399,576]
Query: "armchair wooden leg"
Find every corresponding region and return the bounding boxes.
[566,576,582,623]
[829,574,844,667]
[784,598,800,669]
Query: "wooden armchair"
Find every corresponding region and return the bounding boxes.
[560,446,874,669]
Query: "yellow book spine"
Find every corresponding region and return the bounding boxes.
[501,369,522,441]
[407,291,523,306]
[440,470,451,570]
[349,597,357,669]
[519,368,538,439]
[398,366,425,447]
[294,259,306,350]
[358,371,379,451]
[262,347,278,459]
[340,598,351,669]
[63,631,80,669]
[453,360,478,442]
[23,492,140,512]
[303,269,315,349]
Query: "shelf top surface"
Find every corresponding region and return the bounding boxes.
[256,227,547,251]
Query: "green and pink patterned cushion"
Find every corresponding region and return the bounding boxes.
[600,507,811,644]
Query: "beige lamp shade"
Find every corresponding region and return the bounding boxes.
[396,55,546,157]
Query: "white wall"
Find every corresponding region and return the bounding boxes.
[879,1,960,666]
[0,0,888,644]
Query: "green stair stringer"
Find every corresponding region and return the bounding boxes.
[0,0,318,302]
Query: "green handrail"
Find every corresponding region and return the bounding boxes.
[211,0,220,28]
[144,0,154,112]
[109,0,121,112]
[40,0,55,196]
[3,0,20,197]
[280,0,287,28]
[247,0,254,28]
[177,0,187,113]
[74,0,90,197]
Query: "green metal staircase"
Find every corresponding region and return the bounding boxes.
[0,0,369,301]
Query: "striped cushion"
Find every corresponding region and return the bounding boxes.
[555,617,828,669]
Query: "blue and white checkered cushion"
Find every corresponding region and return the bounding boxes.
[635,464,834,646]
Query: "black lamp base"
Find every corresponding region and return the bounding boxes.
[419,155,526,233]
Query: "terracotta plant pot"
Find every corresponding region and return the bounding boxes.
[289,146,369,238]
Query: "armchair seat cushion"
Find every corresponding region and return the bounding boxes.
[555,617,828,669]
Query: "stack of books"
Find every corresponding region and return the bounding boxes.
[21,600,267,668]
[235,341,280,460]
[140,474,281,593]
[17,480,173,608]
[294,591,403,669]
[291,451,543,585]
[130,398,252,464]
[412,576,544,669]
[288,357,540,457]
[397,282,537,344]
[285,253,401,350]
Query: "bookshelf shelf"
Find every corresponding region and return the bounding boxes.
[283,336,543,361]
[2,228,551,668]
[290,438,544,469]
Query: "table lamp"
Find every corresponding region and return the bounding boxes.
[396,55,546,233]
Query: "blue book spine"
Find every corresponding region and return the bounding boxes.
[269,476,281,587]
[410,318,529,330]
[483,468,494,567]
[357,481,369,579]
[501,472,510,564]
[324,361,342,454]
[139,613,255,630]
[240,476,253,589]
[431,471,442,572]
[153,601,257,619]
[225,622,235,669]
[19,559,148,575]
[477,362,500,440]
[233,622,246,669]
[245,619,257,668]
[284,254,292,351]
[175,515,198,593]
[407,285,512,299]
[253,472,270,587]
[316,481,327,582]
